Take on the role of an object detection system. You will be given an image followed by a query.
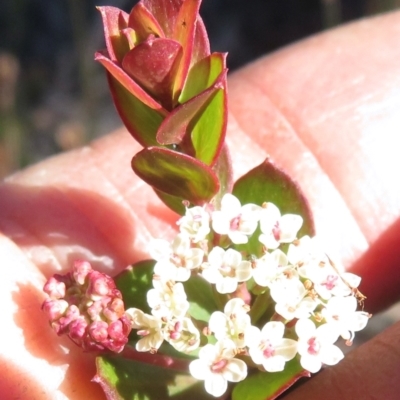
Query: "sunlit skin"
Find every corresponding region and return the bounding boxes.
[1,10,400,400]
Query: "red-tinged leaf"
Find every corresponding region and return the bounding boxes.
[131,147,220,205]
[122,37,183,110]
[212,144,233,208]
[172,0,202,100]
[232,359,310,400]
[97,6,129,63]
[179,52,226,103]
[156,69,227,165]
[192,14,210,64]
[142,0,182,38]
[128,2,165,41]
[232,158,315,257]
[107,73,165,147]
[96,51,167,113]
[120,27,137,49]
[94,354,209,400]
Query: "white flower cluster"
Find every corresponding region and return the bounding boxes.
[125,193,370,398]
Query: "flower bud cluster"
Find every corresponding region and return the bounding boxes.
[42,260,132,353]
[125,193,370,397]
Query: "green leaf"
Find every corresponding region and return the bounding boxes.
[179,52,226,104]
[156,69,227,165]
[95,354,210,400]
[190,71,227,165]
[131,147,220,205]
[105,72,166,147]
[154,189,186,215]
[184,274,215,323]
[114,260,155,314]
[232,359,310,400]
[232,158,315,257]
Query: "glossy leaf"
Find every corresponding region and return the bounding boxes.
[142,0,182,38]
[190,70,227,165]
[114,260,155,314]
[97,6,129,63]
[96,52,167,113]
[94,354,209,400]
[232,359,310,400]
[131,147,220,205]
[232,158,315,257]
[172,0,202,100]
[122,37,183,110]
[179,52,226,104]
[106,73,165,147]
[128,2,165,42]
[156,69,227,165]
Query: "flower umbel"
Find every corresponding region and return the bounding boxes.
[42,260,131,353]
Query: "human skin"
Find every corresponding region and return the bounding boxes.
[1,10,400,400]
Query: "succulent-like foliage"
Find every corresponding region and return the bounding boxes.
[96,0,229,210]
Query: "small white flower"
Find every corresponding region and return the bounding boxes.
[245,321,297,372]
[259,203,303,249]
[147,279,189,319]
[296,319,344,373]
[209,298,251,348]
[252,249,292,288]
[321,296,369,342]
[189,339,247,397]
[150,234,204,282]
[269,275,317,320]
[125,308,164,352]
[164,317,200,353]
[211,193,262,244]
[177,206,211,243]
[202,247,252,294]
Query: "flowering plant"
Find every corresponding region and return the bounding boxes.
[42,1,370,399]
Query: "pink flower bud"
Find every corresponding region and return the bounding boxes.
[42,260,132,353]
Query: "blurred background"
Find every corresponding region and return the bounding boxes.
[0,0,399,178]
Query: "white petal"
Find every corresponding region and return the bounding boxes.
[189,359,208,380]
[205,373,228,397]
[222,359,247,382]
[216,277,237,294]
[263,355,286,372]
[236,261,252,282]
[320,344,344,366]
[209,312,228,336]
[224,298,247,315]
[295,318,316,339]
[261,321,285,342]
[208,246,225,266]
[300,354,322,373]
[221,193,241,214]
[224,248,242,266]
[279,214,303,242]
[316,323,340,344]
[229,231,249,244]
[211,211,230,235]
[276,339,298,361]
[244,325,261,348]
